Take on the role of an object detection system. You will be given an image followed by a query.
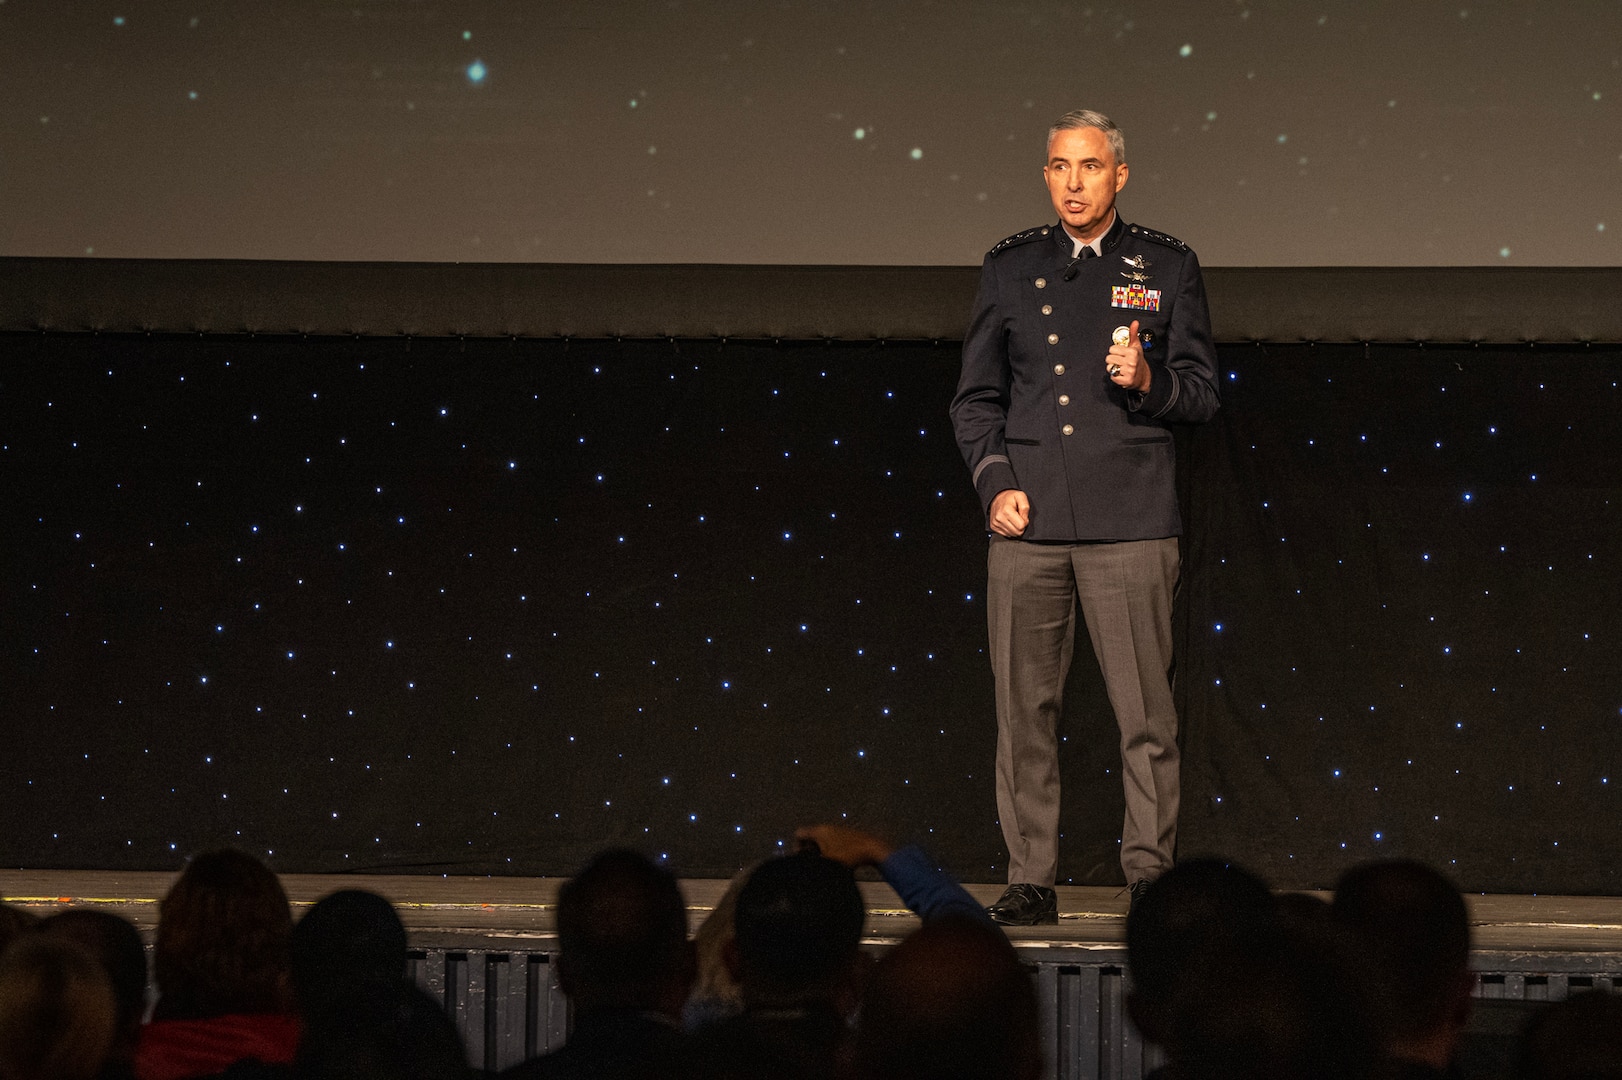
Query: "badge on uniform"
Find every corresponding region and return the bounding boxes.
[1112,254,1160,310]
[1111,283,1161,311]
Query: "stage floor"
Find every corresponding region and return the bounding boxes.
[5,869,1622,957]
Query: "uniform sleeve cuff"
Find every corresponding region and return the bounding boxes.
[973,457,1019,512]
[1130,361,1177,416]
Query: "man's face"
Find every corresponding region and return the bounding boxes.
[1043,126,1128,242]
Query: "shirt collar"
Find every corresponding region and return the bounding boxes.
[1055,211,1125,258]
[1066,210,1116,258]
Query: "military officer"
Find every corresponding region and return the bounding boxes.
[950,110,1221,925]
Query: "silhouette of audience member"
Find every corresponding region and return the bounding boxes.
[0,906,39,958]
[290,890,467,1080]
[1161,909,1382,1080]
[793,825,990,925]
[684,863,758,1032]
[1124,858,1277,1057]
[136,850,301,1080]
[293,891,407,989]
[502,849,695,1080]
[1274,890,1334,923]
[851,914,1041,1080]
[36,911,150,1080]
[0,934,118,1080]
[1333,860,1473,1080]
[1515,989,1622,1080]
[688,852,866,1080]
[1124,857,1382,1080]
[685,826,985,1034]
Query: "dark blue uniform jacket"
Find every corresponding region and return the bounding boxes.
[950,214,1221,542]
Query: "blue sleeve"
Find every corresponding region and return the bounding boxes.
[879,844,993,925]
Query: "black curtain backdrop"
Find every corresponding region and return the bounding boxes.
[5,332,1619,893]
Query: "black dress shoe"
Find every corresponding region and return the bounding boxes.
[987,883,1058,925]
[1127,878,1153,913]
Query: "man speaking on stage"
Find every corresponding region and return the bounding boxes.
[950,110,1222,925]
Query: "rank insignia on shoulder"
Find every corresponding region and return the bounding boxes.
[989,226,1052,257]
[1129,225,1189,252]
[1111,283,1162,311]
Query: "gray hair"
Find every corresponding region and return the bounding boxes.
[1047,110,1126,165]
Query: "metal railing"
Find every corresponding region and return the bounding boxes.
[407,944,1622,1080]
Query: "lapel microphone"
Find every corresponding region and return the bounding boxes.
[1061,246,1095,281]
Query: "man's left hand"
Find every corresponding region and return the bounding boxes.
[1107,319,1153,393]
